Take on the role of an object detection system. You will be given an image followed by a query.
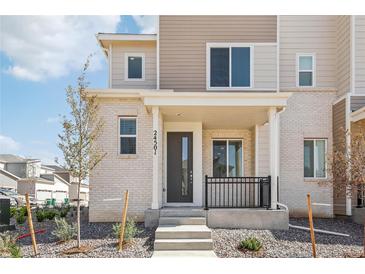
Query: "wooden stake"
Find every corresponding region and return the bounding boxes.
[25,193,38,256]
[118,190,129,251]
[306,193,316,258]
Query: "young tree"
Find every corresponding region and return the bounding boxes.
[58,56,105,248]
[331,125,365,256]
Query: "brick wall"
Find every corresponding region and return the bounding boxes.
[89,99,153,222]
[280,92,336,217]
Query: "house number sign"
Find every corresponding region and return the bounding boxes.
[153,130,158,155]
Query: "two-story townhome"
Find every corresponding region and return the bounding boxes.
[86,16,365,229]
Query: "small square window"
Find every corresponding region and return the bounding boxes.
[119,117,137,155]
[297,54,315,87]
[125,53,144,80]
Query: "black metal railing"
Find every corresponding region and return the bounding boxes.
[357,185,365,208]
[204,175,271,209]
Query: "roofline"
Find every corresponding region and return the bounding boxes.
[97,33,157,41]
[351,106,365,122]
[0,168,20,180]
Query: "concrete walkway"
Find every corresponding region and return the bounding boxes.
[152,250,217,258]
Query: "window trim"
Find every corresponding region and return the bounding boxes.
[206,43,254,90]
[119,116,137,155]
[211,139,244,177]
[124,53,145,81]
[304,138,327,179]
[296,53,316,88]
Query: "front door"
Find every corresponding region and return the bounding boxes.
[167,132,193,203]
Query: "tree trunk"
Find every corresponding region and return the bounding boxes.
[76,177,81,248]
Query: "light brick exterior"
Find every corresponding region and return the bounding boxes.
[279,92,336,217]
[89,99,153,222]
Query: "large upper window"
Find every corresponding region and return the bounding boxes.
[119,117,137,154]
[304,139,326,178]
[297,54,315,87]
[125,53,144,80]
[208,44,252,89]
[213,140,243,177]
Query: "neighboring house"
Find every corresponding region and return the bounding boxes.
[86,16,365,228]
[0,154,71,204]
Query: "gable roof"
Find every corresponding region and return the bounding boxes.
[0,154,39,163]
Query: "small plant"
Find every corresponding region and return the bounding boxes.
[52,217,77,242]
[239,237,263,252]
[58,206,70,218]
[15,211,26,225]
[44,209,60,220]
[18,206,28,217]
[0,232,22,258]
[36,210,47,222]
[10,207,17,218]
[112,218,141,242]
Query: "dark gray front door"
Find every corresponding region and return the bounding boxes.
[167,132,193,203]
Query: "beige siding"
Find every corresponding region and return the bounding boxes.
[279,16,337,89]
[332,99,346,215]
[254,45,277,89]
[111,41,156,89]
[336,16,351,96]
[355,16,365,93]
[351,95,365,111]
[159,16,277,92]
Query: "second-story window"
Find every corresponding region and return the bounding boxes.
[207,43,252,89]
[125,53,144,80]
[297,54,315,87]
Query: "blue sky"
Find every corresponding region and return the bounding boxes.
[0,16,156,164]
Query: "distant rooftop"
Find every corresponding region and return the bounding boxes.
[0,154,39,163]
[44,164,66,172]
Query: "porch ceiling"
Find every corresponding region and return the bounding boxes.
[161,106,270,129]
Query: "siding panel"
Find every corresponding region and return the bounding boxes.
[355,16,365,93]
[160,16,277,92]
[351,95,365,112]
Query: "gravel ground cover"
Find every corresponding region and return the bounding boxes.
[212,218,364,258]
[11,218,155,258]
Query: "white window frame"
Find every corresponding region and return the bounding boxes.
[119,116,137,155]
[211,139,244,177]
[296,53,316,88]
[124,53,145,81]
[304,138,327,179]
[206,43,254,90]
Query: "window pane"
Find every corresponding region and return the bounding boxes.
[315,140,326,178]
[128,56,142,79]
[120,137,136,154]
[210,48,229,87]
[120,119,136,135]
[299,72,313,86]
[181,137,189,196]
[213,141,227,177]
[304,140,314,177]
[299,56,313,70]
[232,47,250,87]
[228,141,243,176]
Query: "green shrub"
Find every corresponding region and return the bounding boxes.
[51,217,77,242]
[44,209,60,220]
[239,237,263,252]
[10,207,17,218]
[0,232,22,258]
[18,206,28,217]
[112,219,141,242]
[15,211,26,225]
[35,210,46,222]
[57,206,70,218]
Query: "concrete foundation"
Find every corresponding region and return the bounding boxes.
[144,208,160,228]
[206,208,289,230]
[352,207,365,225]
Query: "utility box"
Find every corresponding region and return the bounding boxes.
[0,198,15,232]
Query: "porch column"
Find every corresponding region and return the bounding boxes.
[268,107,279,209]
[151,106,160,209]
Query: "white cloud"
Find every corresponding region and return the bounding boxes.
[0,16,121,81]
[132,16,157,34]
[0,134,21,153]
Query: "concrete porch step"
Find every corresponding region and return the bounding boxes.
[159,217,206,225]
[155,225,212,239]
[160,208,206,217]
[154,238,213,251]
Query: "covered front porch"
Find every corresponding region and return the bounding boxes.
[146,91,292,217]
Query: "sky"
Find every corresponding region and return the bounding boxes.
[0,15,157,164]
